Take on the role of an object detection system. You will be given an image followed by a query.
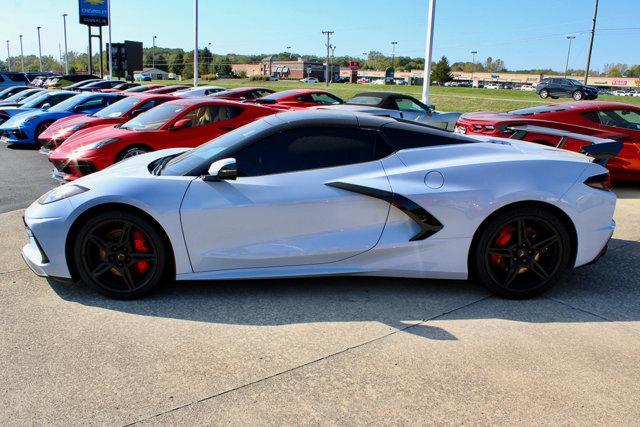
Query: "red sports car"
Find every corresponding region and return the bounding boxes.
[98,82,140,93]
[48,98,278,181]
[212,87,275,101]
[38,93,175,152]
[145,85,190,94]
[455,101,640,181]
[255,89,344,110]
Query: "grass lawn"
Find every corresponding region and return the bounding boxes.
[153,79,640,113]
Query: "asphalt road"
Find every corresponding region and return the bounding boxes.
[1,144,639,424]
[0,144,56,213]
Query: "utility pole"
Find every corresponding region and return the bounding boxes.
[36,26,43,72]
[564,36,575,78]
[194,0,199,87]
[471,50,477,83]
[322,30,333,86]
[5,40,10,71]
[107,1,112,80]
[19,35,24,72]
[152,35,157,68]
[421,0,436,103]
[584,0,598,84]
[286,45,291,59]
[62,14,69,74]
[362,52,367,80]
[391,41,398,69]
[207,42,212,74]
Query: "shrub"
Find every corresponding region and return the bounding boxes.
[249,75,269,81]
[201,74,217,81]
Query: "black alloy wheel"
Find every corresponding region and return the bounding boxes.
[74,211,167,299]
[473,207,571,299]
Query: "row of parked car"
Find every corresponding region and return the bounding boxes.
[0,80,464,182]
[1,73,639,183]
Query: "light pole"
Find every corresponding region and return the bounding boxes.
[286,45,291,59]
[5,40,10,71]
[391,41,398,69]
[421,0,436,103]
[207,42,212,74]
[564,36,575,78]
[107,1,112,80]
[19,35,24,72]
[584,0,598,84]
[62,14,69,74]
[36,26,43,72]
[193,0,199,87]
[471,50,477,83]
[152,35,157,69]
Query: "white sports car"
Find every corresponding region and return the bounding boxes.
[22,111,618,299]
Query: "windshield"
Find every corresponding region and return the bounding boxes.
[347,96,382,106]
[4,89,42,103]
[121,103,186,131]
[161,119,271,176]
[124,86,150,93]
[258,90,300,100]
[507,105,570,116]
[93,96,139,118]
[48,94,88,112]
[21,93,53,108]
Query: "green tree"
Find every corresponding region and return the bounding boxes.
[169,52,184,76]
[431,56,453,83]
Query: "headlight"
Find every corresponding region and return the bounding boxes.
[73,137,120,153]
[38,184,89,205]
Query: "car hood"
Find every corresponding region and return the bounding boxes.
[45,114,99,132]
[51,124,134,154]
[73,147,191,184]
[0,107,38,117]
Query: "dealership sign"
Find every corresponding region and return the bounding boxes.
[79,0,109,26]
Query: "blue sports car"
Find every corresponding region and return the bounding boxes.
[0,91,76,125]
[0,88,46,107]
[0,92,125,146]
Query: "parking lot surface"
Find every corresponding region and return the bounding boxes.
[1,145,639,424]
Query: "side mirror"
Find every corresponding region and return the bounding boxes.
[203,158,237,182]
[170,118,192,131]
[41,103,51,110]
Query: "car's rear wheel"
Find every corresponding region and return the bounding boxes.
[473,207,571,299]
[116,145,151,162]
[539,89,549,99]
[572,90,584,101]
[74,211,167,299]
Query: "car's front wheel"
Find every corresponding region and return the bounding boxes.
[472,207,571,299]
[539,89,549,99]
[73,211,168,299]
[572,90,584,101]
[116,145,151,162]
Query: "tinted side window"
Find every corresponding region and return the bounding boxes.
[8,73,28,82]
[394,98,425,112]
[234,127,391,177]
[382,123,475,150]
[310,93,342,104]
[597,110,640,130]
[0,75,5,82]
[582,111,600,124]
[295,94,314,103]
[181,106,243,128]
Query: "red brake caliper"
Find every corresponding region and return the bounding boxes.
[132,230,150,274]
[490,225,514,265]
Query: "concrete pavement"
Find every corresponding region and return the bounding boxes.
[1,189,639,425]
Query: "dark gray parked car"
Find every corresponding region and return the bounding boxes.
[536,78,598,101]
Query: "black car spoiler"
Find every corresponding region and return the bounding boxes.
[504,124,622,166]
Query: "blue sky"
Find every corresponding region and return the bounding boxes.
[3,0,639,71]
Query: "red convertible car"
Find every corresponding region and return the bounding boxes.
[212,87,275,101]
[455,101,640,181]
[255,89,344,110]
[38,93,175,153]
[48,98,278,181]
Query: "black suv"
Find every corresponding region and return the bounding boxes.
[536,78,598,101]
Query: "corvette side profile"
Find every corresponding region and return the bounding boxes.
[23,110,617,300]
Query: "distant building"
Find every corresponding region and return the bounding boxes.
[134,67,170,80]
[259,56,339,81]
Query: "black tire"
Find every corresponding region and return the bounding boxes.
[73,211,168,299]
[116,145,151,162]
[34,121,53,148]
[472,207,571,299]
[572,90,584,101]
[539,89,549,99]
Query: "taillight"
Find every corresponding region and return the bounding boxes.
[584,173,612,191]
